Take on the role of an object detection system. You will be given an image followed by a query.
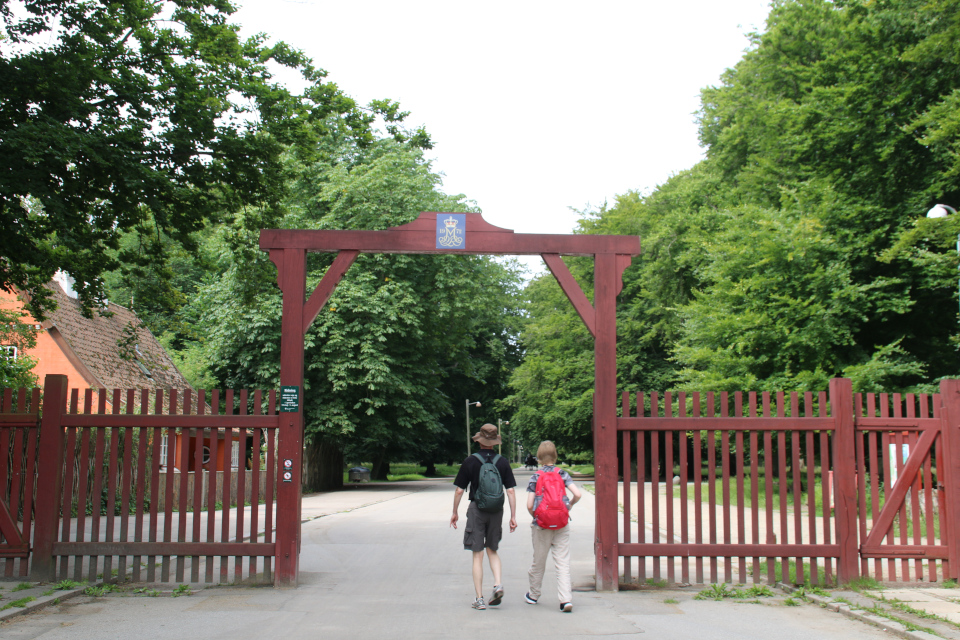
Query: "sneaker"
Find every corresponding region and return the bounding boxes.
[489,585,504,606]
[472,597,486,610]
[525,592,538,605]
[561,602,573,613]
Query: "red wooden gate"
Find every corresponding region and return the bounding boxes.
[8,375,287,585]
[0,388,40,576]
[612,379,960,586]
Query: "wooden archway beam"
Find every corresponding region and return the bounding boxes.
[303,251,359,333]
[542,254,596,338]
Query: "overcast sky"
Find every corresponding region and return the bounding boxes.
[234,0,772,272]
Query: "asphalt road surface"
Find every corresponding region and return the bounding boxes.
[0,473,894,639]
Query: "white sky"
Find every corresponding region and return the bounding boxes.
[234,0,772,273]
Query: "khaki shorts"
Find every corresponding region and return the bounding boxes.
[463,502,503,552]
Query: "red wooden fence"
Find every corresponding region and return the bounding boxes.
[0,387,41,576]
[1,375,284,585]
[614,379,960,586]
[4,374,960,587]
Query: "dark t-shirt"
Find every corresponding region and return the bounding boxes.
[453,449,517,502]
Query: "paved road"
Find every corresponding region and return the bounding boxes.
[0,473,893,639]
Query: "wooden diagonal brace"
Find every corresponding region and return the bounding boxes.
[303,250,359,333]
[0,499,23,548]
[862,428,937,549]
[541,253,596,338]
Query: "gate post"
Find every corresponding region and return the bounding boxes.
[33,374,68,581]
[593,253,619,591]
[830,378,859,584]
[938,379,960,579]
[273,248,307,587]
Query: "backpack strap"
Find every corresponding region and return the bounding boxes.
[472,452,485,464]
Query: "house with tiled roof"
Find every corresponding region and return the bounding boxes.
[0,275,254,474]
[0,273,191,396]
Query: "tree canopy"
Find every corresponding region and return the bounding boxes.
[0,0,391,318]
[507,0,960,456]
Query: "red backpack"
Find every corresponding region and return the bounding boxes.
[534,469,569,529]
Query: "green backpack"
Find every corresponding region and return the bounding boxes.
[473,452,505,513]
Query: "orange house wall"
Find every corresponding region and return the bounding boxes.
[0,290,90,391]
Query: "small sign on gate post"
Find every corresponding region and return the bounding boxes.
[279,386,300,412]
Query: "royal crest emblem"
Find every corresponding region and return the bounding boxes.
[435,214,465,249]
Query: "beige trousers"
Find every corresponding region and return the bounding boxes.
[527,523,572,604]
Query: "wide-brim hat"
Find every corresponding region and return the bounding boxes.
[472,423,501,446]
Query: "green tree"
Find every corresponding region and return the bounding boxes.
[192,142,524,487]
[0,308,38,389]
[0,0,380,318]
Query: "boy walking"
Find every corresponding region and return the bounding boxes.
[450,424,517,610]
[526,440,581,612]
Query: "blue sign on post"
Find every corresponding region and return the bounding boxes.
[436,214,466,249]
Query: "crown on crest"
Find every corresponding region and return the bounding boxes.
[444,216,458,229]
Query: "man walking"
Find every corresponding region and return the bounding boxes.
[450,423,517,610]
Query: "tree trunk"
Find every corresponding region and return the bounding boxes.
[303,437,344,492]
[422,460,437,477]
[371,450,390,481]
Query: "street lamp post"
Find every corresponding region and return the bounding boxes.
[465,399,481,458]
[926,204,959,317]
[498,418,509,456]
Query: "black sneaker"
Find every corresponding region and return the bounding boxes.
[561,602,573,612]
[489,585,504,606]
[525,592,538,604]
[472,597,486,610]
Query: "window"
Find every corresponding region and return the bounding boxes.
[134,345,152,379]
[231,441,240,469]
[159,434,168,468]
[1,345,16,360]
[202,446,211,465]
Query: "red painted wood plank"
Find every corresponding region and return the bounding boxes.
[617,417,834,431]
[302,250,359,332]
[721,392,732,583]
[619,543,840,557]
[859,546,950,559]
[734,393,746,584]
[708,392,718,582]
[750,392,760,585]
[541,254,596,338]
[160,390,177,582]
[693,392,703,584]
[53,542,275,557]
[206,389,220,584]
[264,390,277,582]
[147,390,163,583]
[132,389,150,583]
[806,392,819,585]
[593,252,621,590]
[274,247,307,587]
[249,389,263,580]
[101,389,122,582]
[235,389,248,582]
[762,392,775,583]
[935,381,960,580]
[636,392,646,584]
[651,393,660,582]
[259,223,641,256]
[665,392,675,584]
[819,391,833,584]
[622,392,632,584]
[221,391,235,583]
[176,391,192,582]
[679,391,689,585]
[117,389,135,581]
[791,393,803,583]
[60,414,280,428]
